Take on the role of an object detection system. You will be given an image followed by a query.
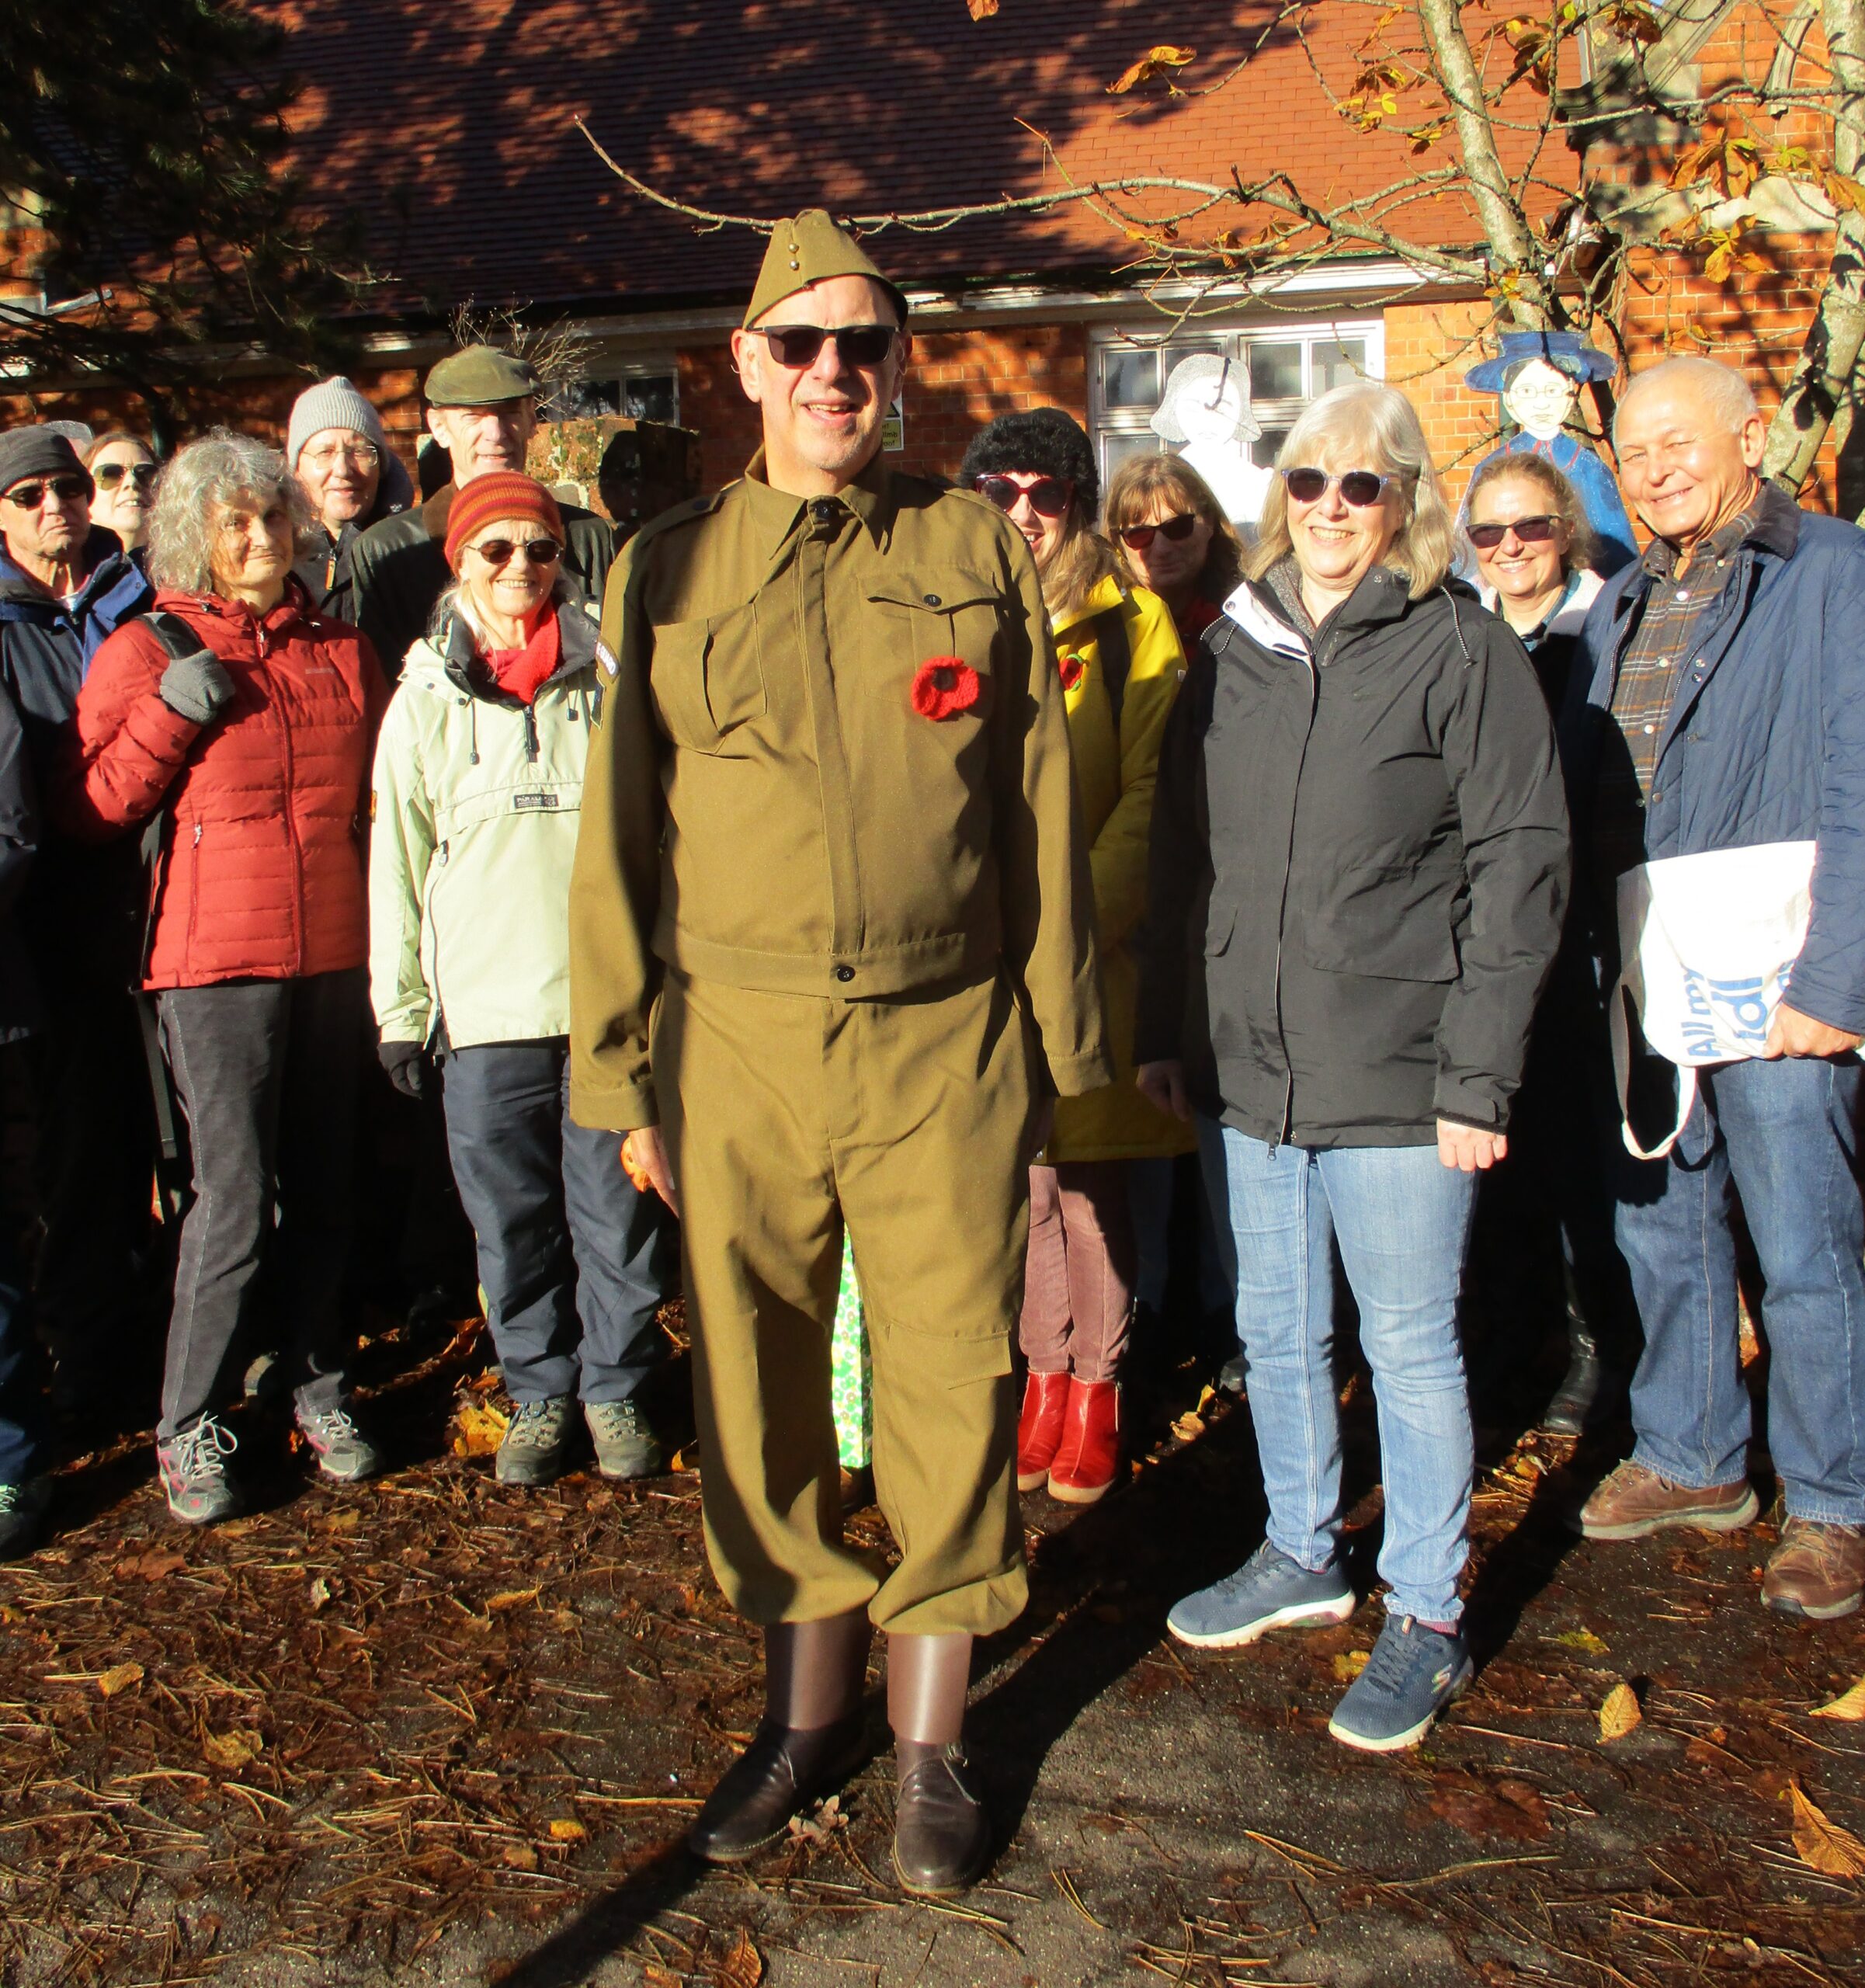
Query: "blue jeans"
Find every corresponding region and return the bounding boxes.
[1200,1120,1478,1624]
[1615,1055,1865,1524]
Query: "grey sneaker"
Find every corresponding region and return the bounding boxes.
[1167,1539,1356,1648]
[156,1416,242,1526]
[296,1399,383,1484]
[584,1398,664,1480]
[496,1395,575,1486]
[1328,1614,1472,1753]
[0,1477,51,1559]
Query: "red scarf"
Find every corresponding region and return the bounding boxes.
[484,607,561,704]
[1175,594,1221,648]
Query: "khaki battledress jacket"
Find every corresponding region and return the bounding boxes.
[568,451,1112,1131]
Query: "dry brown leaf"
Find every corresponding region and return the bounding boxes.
[1552,1628,1610,1656]
[966,0,999,16]
[452,1395,510,1458]
[719,1931,764,1988]
[547,1817,586,1842]
[202,1729,262,1769]
[1599,1681,1641,1741]
[1789,1778,1865,1877]
[118,1548,185,1581]
[642,1965,681,1988]
[319,1509,359,1535]
[1332,1649,1370,1682]
[1170,1412,1205,1441]
[1109,43,1197,94]
[502,1842,539,1872]
[308,1576,332,1612]
[97,1661,144,1698]
[486,1587,540,1612]
[1811,1675,1865,1722]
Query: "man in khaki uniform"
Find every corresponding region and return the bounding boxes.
[569,212,1109,1894]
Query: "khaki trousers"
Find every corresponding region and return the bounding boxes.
[655,969,1037,1635]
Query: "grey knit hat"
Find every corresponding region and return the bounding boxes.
[0,426,90,499]
[287,377,386,467]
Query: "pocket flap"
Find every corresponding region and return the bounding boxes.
[867,566,1003,616]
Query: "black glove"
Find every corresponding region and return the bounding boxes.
[159,648,237,726]
[379,1039,427,1100]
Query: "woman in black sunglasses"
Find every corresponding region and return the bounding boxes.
[958,408,1192,1507]
[1106,454,1245,652]
[84,433,158,556]
[1135,381,1569,1753]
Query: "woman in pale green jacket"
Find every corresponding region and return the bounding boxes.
[369,472,667,1490]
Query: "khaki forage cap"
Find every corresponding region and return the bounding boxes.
[742,210,909,329]
[425,343,541,408]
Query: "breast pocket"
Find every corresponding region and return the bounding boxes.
[648,600,767,753]
[867,566,1003,719]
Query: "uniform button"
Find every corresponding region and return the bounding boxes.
[835,964,855,984]
[923,593,942,606]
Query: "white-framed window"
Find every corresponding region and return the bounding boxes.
[1089,318,1385,493]
[548,367,680,426]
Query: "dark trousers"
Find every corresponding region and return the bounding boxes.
[0,1159,41,1485]
[28,979,155,1402]
[156,970,363,1440]
[441,1039,667,1403]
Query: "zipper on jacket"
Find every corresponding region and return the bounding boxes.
[523,706,539,763]
[1269,639,1321,1148]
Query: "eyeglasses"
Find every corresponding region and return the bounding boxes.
[1117,513,1201,551]
[973,474,1073,518]
[1280,467,1398,508]
[755,323,899,370]
[469,537,561,568]
[301,441,380,471]
[92,462,158,492]
[3,474,91,510]
[1467,513,1560,550]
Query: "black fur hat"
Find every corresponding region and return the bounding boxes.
[958,407,1098,521]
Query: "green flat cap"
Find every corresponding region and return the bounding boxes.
[743,210,908,329]
[425,343,541,407]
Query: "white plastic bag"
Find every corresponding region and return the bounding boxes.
[1610,840,1817,1159]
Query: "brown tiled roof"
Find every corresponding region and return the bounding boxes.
[265,0,1575,320]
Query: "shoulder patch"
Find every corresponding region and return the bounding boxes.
[595,639,619,677]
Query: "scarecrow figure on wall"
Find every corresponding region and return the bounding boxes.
[1151,353,1273,527]
[1464,330,1638,574]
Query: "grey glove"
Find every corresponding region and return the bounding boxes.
[159,648,237,725]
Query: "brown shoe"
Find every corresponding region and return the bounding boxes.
[1575,1459,1759,1540]
[1763,1517,1865,1620]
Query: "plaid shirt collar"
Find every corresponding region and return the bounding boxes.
[1637,477,1799,584]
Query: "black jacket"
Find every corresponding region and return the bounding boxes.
[1134,566,1570,1146]
[347,482,615,680]
[293,447,415,620]
[0,672,41,1041]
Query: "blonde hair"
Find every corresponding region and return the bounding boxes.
[1038,513,1121,626]
[1463,452,1599,572]
[1105,454,1245,600]
[1247,383,1453,600]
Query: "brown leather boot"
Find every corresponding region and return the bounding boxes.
[688,1611,871,1862]
[1574,1459,1758,1540]
[887,1630,990,1896]
[1763,1518,1864,1620]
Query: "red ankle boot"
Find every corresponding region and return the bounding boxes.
[1047,1378,1120,1504]
[1016,1369,1071,1491]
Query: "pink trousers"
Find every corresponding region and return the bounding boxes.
[1019,1160,1136,1384]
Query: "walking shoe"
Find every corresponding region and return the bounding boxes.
[1328,1614,1472,1753]
[156,1416,242,1526]
[496,1395,576,1486]
[1763,1517,1865,1620]
[1573,1458,1759,1539]
[1047,1378,1120,1505]
[1167,1539,1356,1648]
[295,1399,384,1484]
[892,1740,992,1896]
[584,1397,665,1480]
[0,1478,51,1559]
[1016,1368,1070,1492]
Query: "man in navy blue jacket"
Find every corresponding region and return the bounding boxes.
[1565,356,1865,1621]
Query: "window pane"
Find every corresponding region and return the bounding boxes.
[1103,432,1164,489]
[1313,340,1368,395]
[623,374,678,425]
[1249,342,1304,401]
[1103,348,1160,408]
[1252,427,1291,470]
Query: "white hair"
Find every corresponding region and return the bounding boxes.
[147,429,316,596]
[1613,356,1759,445]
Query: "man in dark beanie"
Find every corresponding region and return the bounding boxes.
[0,426,156,1429]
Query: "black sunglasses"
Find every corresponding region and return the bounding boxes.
[755,323,898,369]
[3,474,91,509]
[469,537,561,568]
[92,461,158,492]
[1118,513,1200,551]
[1280,467,1396,507]
[973,474,1073,518]
[1467,513,1560,550]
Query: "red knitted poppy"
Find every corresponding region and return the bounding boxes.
[1058,650,1086,692]
[910,655,982,720]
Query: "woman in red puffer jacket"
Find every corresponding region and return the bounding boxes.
[61,429,389,1527]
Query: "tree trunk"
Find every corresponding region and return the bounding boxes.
[1765,0,1865,495]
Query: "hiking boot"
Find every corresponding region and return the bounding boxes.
[0,1478,51,1559]
[1047,1378,1120,1505]
[892,1740,991,1896]
[1328,1614,1473,1753]
[495,1395,575,1486]
[583,1397,664,1480]
[295,1399,383,1484]
[156,1416,242,1526]
[1574,1458,1758,1540]
[1016,1368,1070,1492]
[1167,1538,1356,1649]
[1763,1517,1865,1621]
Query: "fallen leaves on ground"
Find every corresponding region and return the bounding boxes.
[1551,1628,1610,1656]
[451,1392,510,1458]
[547,1817,586,1842]
[718,1931,764,1986]
[1789,1780,1865,1878]
[1599,1681,1642,1741]
[1419,1769,1551,1842]
[486,1587,540,1613]
[201,1729,262,1770]
[1812,1675,1865,1721]
[787,1794,846,1845]
[96,1661,144,1698]
[1332,1649,1370,1681]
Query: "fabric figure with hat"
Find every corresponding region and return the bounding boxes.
[1464,332,1638,575]
[569,209,1109,1899]
[1151,353,1273,527]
